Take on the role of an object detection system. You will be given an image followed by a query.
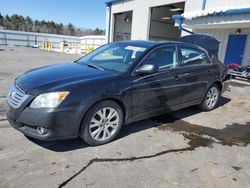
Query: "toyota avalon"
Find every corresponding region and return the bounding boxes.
[7,35,228,145]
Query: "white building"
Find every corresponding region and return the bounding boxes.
[105,0,250,66]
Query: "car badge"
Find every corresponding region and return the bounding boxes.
[10,91,16,98]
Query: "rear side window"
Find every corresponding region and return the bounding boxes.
[180,46,210,66]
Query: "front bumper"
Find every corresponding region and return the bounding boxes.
[7,105,81,141]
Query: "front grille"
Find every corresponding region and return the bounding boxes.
[7,84,29,109]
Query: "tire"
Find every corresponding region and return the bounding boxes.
[79,100,123,146]
[199,84,220,111]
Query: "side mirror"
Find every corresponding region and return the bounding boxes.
[135,64,158,75]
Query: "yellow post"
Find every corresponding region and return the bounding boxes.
[46,41,49,52]
[42,41,45,50]
[60,42,64,53]
[48,42,51,52]
[50,42,53,52]
[87,46,94,53]
[47,41,50,52]
[45,41,48,51]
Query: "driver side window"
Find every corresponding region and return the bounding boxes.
[142,46,178,70]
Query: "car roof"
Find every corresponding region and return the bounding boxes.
[113,40,159,48]
[113,40,202,50]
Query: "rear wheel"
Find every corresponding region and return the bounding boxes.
[80,100,123,146]
[199,84,220,111]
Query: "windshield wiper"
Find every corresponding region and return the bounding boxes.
[87,63,105,71]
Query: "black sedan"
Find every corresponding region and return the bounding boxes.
[7,38,228,145]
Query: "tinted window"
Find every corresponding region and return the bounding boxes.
[142,46,178,70]
[180,47,210,66]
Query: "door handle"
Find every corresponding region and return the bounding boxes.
[207,70,213,76]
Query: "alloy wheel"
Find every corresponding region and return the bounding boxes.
[206,86,219,109]
[89,107,120,141]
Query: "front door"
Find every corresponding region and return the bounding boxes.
[129,45,182,119]
[224,35,247,65]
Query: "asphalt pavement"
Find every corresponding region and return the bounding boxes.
[0,46,250,188]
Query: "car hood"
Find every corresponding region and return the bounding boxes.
[16,62,116,94]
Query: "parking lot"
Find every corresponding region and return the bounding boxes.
[0,46,250,188]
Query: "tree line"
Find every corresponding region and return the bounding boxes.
[0,13,105,36]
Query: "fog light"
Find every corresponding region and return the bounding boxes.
[37,126,45,135]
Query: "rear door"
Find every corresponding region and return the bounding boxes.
[177,45,216,104]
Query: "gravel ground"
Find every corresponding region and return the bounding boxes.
[0,46,250,188]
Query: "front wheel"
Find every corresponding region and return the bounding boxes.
[80,100,123,146]
[199,84,220,111]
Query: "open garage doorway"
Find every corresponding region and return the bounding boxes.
[113,11,133,41]
[149,2,185,41]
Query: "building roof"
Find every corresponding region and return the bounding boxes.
[181,6,250,20]
[172,6,250,29]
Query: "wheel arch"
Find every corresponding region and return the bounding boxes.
[211,80,223,92]
[78,97,127,132]
[212,80,222,92]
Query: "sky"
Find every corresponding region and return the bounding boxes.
[0,0,107,29]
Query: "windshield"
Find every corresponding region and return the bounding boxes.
[76,43,148,72]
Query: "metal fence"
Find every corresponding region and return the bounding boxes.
[0,29,80,49]
[0,29,107,54]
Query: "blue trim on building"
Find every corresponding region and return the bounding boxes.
[106,0,123,6]
[202,0,206,10]
[105,1,119,43]
[172,15,184,20]
[172,15,194,34]
[107,5,112,43]
[226,8,250,15]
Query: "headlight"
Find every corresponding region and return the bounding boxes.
[30,91,69,108]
